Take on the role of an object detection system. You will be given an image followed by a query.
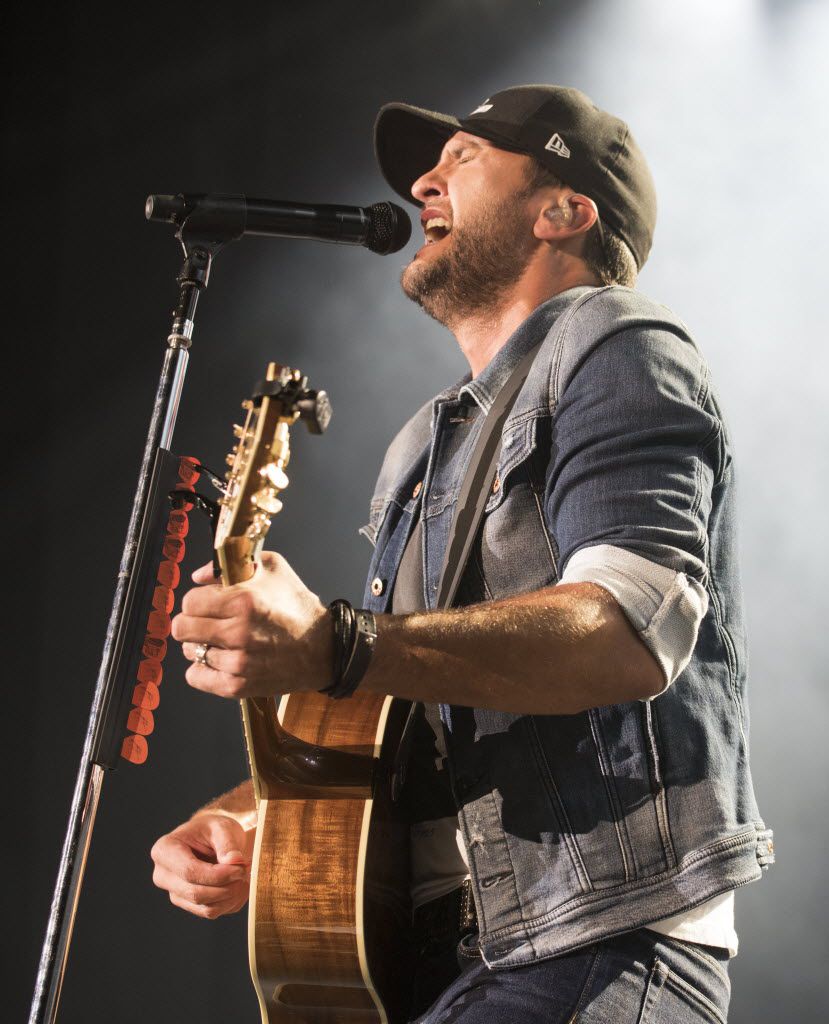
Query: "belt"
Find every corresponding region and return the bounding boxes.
[412,878,478,942]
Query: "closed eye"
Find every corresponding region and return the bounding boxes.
[448,144,480,164]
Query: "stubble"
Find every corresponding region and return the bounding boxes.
[401,189,537,329]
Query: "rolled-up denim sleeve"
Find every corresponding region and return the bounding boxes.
[546,321,721,628]
[560,543,708,692]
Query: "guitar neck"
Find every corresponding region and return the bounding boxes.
[211,362,331,808]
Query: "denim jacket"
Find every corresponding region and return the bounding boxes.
[360,286,774,968]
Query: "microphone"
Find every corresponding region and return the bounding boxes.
[145,193,411,255]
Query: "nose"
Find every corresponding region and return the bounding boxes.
[411,160,446,204]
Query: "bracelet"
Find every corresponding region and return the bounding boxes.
[319,599,377,699]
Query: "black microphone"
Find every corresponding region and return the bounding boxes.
[145,193,411,255]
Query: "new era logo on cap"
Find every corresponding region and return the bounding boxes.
[544,133,570,158]
[470,100,494,114]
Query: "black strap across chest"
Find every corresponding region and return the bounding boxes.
[435,340,542,610]
[390,340,543,787]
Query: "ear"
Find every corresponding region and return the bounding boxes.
[533,194,599,242]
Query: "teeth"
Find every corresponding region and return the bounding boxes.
[423,216,452,244]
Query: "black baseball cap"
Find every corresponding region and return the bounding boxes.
[374,85,657,270]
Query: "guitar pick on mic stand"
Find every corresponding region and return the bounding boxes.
[29,194,411,1024]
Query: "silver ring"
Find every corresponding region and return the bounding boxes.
[193,642,211,667]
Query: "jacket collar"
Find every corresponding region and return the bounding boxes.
[457,287,595,414]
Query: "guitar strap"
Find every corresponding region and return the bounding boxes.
[391,338,544,792]
[435,338,544,610]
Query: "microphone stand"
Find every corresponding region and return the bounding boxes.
[29,200,246,1024]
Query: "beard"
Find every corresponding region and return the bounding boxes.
[400,188,536,328]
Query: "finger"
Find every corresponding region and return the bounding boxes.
[172,614,238,647]
[200,815,253,865]
[257,550,281,573]
[185,661,248,698]
[192,561,220,584]
[181,584,254,619]
[255,550,297,583]
[152,834,247,884]
[181,643,250,677]
[152,843,248,887]
[168,890,245,920]
[179,586,233,618]
[152,864,247,906]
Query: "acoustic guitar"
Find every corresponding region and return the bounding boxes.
[214,363,412,1024]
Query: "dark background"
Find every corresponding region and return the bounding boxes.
[6,1,827,1021]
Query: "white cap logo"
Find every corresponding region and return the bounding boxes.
[545,133,571,159]
[470,100,494,114]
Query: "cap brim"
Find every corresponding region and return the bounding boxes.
[374,103,461,207]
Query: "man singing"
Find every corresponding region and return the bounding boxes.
[151,86,773,1022]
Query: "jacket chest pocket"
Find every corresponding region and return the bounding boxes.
[360,489,421,609]
[457,416,559,604]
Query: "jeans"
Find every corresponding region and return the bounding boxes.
[408,928,731,1023]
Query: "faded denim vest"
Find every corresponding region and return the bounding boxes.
[360,286,774,968]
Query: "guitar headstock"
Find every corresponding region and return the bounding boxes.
[215,363,330,586]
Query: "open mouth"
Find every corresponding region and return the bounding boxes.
[423,216,452,245]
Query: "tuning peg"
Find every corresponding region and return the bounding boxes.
[225,453,235,467]
[260,464,289,490]
[241,399,253,410]
[247,511,272,538]
[252,488,283,515]
[297,389,332,435]
[233,424,245,438]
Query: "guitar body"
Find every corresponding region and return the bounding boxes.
[245,692,413,1024]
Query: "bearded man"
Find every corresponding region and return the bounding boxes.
[151,86,773,1023]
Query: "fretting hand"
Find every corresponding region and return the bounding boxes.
[173,552,332,699]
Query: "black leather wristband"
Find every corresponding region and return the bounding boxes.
[319,600,376,699]
[340,608,377,695]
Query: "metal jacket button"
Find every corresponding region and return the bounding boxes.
[370,577,385,596]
